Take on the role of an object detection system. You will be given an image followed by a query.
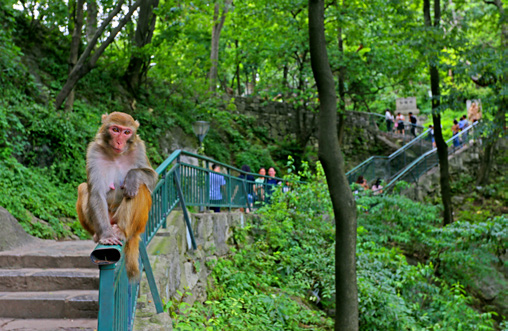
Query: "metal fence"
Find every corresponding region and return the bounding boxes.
[346,128,433,186]
[91,150,288,330]
[384,121,480,192]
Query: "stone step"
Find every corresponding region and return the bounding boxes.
[0,268,99,292]
[0,290,98,319]
[0,240,97,269]
[0,318,97,330]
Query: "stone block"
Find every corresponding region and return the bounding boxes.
[182,262,199,290]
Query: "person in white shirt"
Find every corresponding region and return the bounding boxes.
[385,109,394,132]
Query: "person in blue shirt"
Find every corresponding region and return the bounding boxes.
[458,115,469,130]
[209,164,226,213]
[458,115,469,144]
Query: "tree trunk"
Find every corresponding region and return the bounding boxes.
[65,0,85,111]
[235,39,241,94]
[209,0,232,93]
[85,0,97,45]
[476,138,496,186]
[477,0,507,185]
[123,0,159,91]
[283,64,289,89]
[55,0,143,110]
[424,0,453,225]
[337,13,346,146]
[308,1,358,330]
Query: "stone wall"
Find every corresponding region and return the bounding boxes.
[232,96,383,143]
[134,211,247,330]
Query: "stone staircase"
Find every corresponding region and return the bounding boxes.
[0,240,99,330]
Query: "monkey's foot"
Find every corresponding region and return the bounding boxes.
[93,234,99,243]
[98,235,123,246]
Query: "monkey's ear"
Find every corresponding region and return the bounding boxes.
[101,113,109,123]
[134,120,140,128]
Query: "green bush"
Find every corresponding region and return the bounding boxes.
[171,162,500,329]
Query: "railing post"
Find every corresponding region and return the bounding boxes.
[227,168,231,212]
[242,180,250,211]
[97,264,115,331]
[139,241,163,313]
[162,171,167,229]
[174,168,197,250]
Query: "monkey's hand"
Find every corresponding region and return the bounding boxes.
[122,173,139,198]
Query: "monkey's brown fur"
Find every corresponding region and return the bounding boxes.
[76,112,157,280]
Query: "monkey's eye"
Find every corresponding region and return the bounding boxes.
[124,130,131,135]
[111,127,120,133]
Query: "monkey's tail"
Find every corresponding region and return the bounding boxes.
[124,234,141,281]
[115,184,152,282]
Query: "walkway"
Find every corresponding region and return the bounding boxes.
[347,122,479,192]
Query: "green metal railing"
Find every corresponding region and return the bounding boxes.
[383,121,480,192]
[91,150,288,330]
[346,128,433,185]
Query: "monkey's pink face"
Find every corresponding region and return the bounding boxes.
[108,125,133,153]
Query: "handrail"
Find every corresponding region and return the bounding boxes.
[346,127,433,185]
[92,149,289,330]
[389,129,431,158]
[383,122,479,192]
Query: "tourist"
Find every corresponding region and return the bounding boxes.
[209,164,226,213]
[459,115,469,131]
[265,167,281,202]
[428,124,435,148]
[355,175,369,190]
[372,178,383,195]
[396,112,405,134]
[459,115,469,144]
[452,119,461,148]
[409,112,417,137]
[385,109,394,132]
[254,167,266,204]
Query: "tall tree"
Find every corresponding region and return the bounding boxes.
[335,0,347,146]
[209,0,232,93]
[476,0,507,185]
[308,0,358,330]
[55,0,143,110]
[123,0,160,91]
[85,0,97,45]
[423,0,453,225]
[65,0,84,111]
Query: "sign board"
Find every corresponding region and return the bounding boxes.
[395,97,419,115]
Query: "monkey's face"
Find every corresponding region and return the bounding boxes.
[108,124,134,154]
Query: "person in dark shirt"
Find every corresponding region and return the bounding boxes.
[265,167,281,202]
[409,112,417,137]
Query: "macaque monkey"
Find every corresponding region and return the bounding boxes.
[76,112,158,280]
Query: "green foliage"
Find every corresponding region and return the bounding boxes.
[357,194,504,329]
[0,156,86,239]
[172,160,501,329]
[169,162,334,330]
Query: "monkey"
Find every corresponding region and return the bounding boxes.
[76,112,158,280]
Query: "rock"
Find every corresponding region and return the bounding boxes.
[0,207,38,251]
